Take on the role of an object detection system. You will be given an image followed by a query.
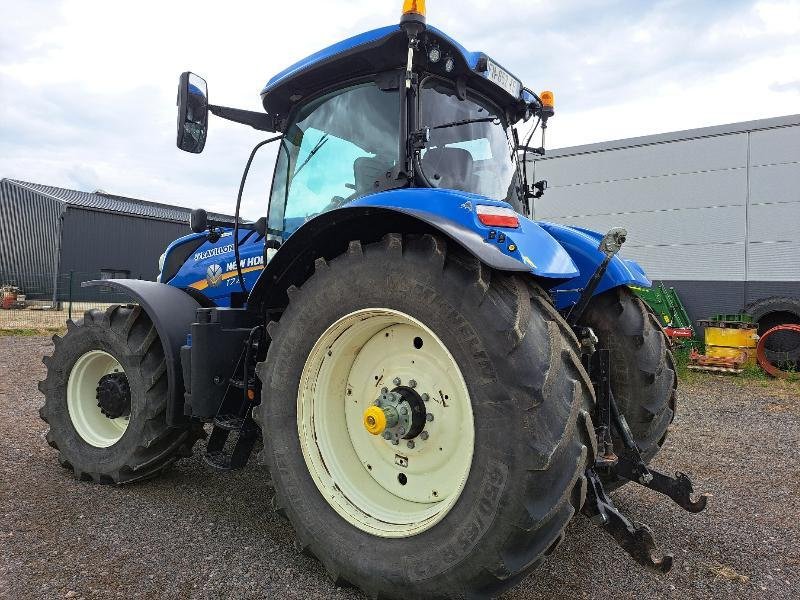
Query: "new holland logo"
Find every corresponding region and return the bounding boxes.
[206,264,223,287]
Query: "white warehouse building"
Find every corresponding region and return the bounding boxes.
[528,113,800,333]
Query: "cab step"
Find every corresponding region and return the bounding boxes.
[202,415,259,472]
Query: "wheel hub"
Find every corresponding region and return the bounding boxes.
[96,372,131,419]
[364,385,427,444]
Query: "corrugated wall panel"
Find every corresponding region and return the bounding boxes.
[749,125,800,166]
[543,204,745,248]
[748,242,800,281]
[0,179,62,300]
[533,133,748,185]
[60,208,191,299]
[747,129,800,281]
[748,195,800,243]
[749,161,800,206]
[622,244,746,281]
[534,167,747,219]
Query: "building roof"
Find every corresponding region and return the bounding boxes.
[2,178,236,223]
[530,113,800,161]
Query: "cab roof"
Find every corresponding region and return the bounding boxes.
[260,24,532,122]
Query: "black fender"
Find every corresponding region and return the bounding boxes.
[249,204,564,312]
[82,279,200,425]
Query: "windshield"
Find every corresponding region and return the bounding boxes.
[419,77,521,207]
[268,81,400,237]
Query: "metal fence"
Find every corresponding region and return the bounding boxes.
[1,271,135,331]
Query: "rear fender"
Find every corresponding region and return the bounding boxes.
[82,279,200,425]
[248,188,579,310]
[538,222,651,310]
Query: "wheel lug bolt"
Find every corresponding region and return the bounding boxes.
[407,440,415,449]
[400,407,408,415]
[421,393,429,402]
[408,379,417,388]
[420,431,429,440]
[426,413,434,422]
[393,377,401,386]
[381,387,388,393]
[383,431,391,440]
[391,439,399,445]
[398,427,406,435]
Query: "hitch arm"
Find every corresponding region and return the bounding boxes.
[583,468,674,573]
[590,348,710,513]
[614,455,709,513]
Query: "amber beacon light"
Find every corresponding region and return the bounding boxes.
[402,0,426,18]
[539,90,555,119]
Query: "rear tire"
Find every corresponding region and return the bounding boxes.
[580,287,676,471]
[255,234,596,599]
[38,305,201,483]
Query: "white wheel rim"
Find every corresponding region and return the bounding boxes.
[67,350,130,447]
[298,308,474,538]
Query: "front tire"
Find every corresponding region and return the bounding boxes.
[255,234,596,599]
[38,305,200,483]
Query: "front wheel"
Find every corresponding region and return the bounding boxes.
[255,234,596,599]
[38,305,200,483]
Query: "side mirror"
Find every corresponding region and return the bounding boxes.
[189,208,208,233]
[177,72,208,153]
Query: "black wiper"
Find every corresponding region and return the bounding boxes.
[429,116,500,130]
[294,133,329,176]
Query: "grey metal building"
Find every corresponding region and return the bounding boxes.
[0,179,230,302]
[528,114,800,324]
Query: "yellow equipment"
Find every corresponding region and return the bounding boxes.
[689,315,759,374]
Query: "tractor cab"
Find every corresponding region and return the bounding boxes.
[260,20,540,237]
[176,3,553,248]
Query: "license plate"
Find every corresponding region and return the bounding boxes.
[485,59,521,98]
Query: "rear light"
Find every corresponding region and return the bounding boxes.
[476,205,520,228]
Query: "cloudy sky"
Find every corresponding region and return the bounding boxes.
[1,0,799,218]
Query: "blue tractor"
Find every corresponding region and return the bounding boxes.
[40,3,707,597]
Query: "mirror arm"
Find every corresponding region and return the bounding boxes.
[208,104,278,132]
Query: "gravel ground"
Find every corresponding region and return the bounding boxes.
[1,335,798,599]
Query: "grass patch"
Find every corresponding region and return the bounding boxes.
[674,346,691,379]
[739,361,770,381]
[0,327,65,337]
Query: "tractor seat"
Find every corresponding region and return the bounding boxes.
[421,147,475,191]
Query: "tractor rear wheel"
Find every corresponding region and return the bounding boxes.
[255,233,596,599]
[38,305,200,483]
[580,287,676,473]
